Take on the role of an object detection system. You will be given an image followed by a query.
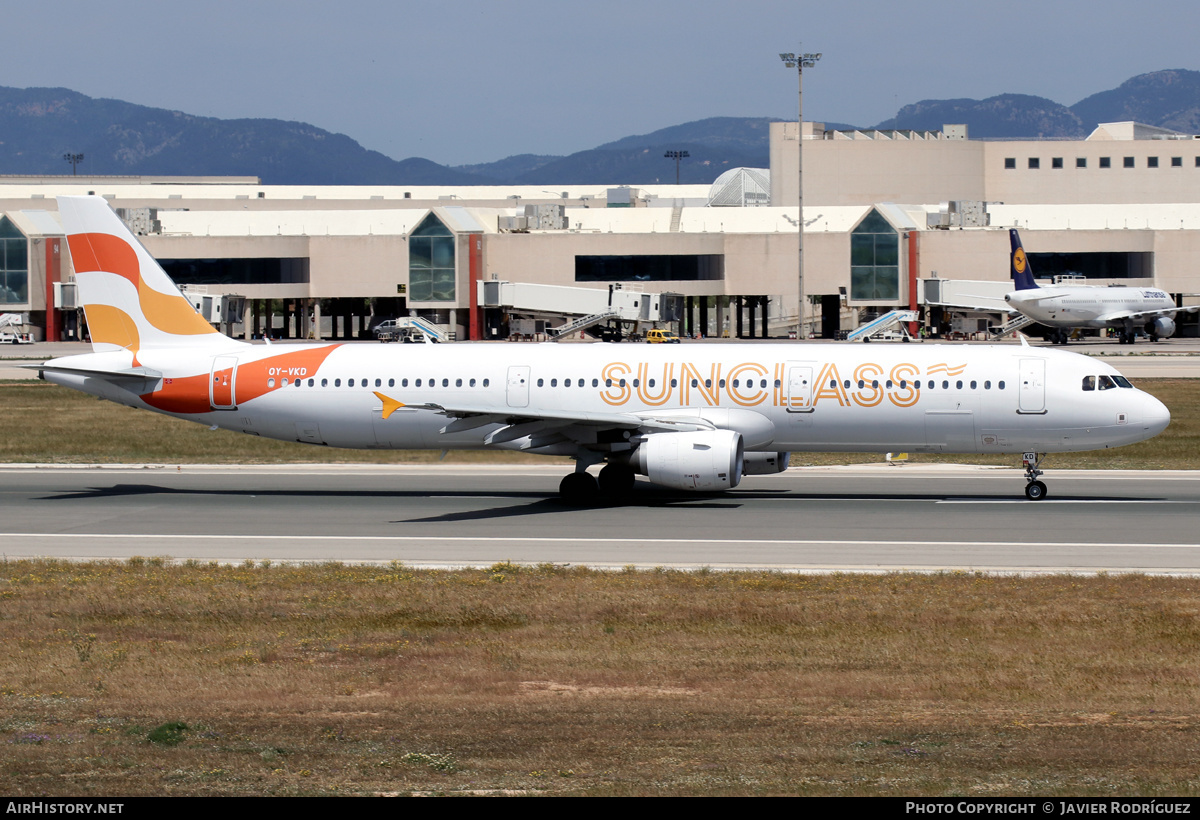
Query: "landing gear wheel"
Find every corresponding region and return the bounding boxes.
[558,471,598,504]
[1021,452,1047,501]
[597,463,635,497]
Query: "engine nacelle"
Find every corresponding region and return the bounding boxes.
[1145,316,1176,339]
[742,452,790,475]
[634,430,744,491]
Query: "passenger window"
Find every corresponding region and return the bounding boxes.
[415,379,421,387]
[592,379,599,387]
[470,378,476,387]
[943,381,949,389]
[375,378,381,387]
[307,378,314,387]
[970,381,976,389]
[1082,376,1095,391]
[551,379,558,387]
[402,378,408,387]
[456,378,462,387]
[321,378,328,387]
[718,379,726,388]
[388,378,394,387]
[295,379,301,387]
[482,379,489,387]
[442,379,449,387]
[647,379,654,388]
[872,380,879,389]
[844,380,851,389]
[692,379,699,388]
[268,378,276,388]
[619,379,626,388]
[348,379,355,387]
[564,379,571,388]
[633,379,640,387]
[956,380,963,389]
[606,378,613,387]
[999,381,1006,389]
[761,380,767,389]
[670,379,677,388]
[537,379,544,387]
[732,379,739,388]
[705,379,712,389]
[886,380,893,389]
[857,380,865,389]
[334,379,341,387]
[984,381,990,390]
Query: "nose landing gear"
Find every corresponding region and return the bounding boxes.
[1022,452,1047,500]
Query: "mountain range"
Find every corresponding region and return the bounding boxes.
[2,70,1198,187]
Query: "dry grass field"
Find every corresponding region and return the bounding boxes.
[0,378,1196,469]
[2,561,1199,796]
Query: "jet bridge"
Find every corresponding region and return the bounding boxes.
[479,280,681,341]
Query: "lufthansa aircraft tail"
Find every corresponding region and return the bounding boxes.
[57,196,244,355]
[1009,228,1039,291]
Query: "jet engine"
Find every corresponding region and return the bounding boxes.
[742,452,790,475]
[633,430,744,491]
[1145,316,1176,340]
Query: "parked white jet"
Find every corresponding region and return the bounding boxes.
[1005,229,1197,344]
[35,197,1169,501]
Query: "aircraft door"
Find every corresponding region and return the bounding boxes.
[785,364,813,413]
[507,365,530,408]
[1018,358,1046,414]
[210,355,238,410]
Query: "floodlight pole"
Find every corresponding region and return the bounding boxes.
[780,49,820,338]
[664,150,689,185]
[63,153,84,176]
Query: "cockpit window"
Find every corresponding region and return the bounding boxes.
[1113,376,1133,389]
[1098,375,1117,391]
[1082,376,1095,391]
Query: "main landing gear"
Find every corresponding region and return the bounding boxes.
[1022,452,1047,501]
[558,462,636,504]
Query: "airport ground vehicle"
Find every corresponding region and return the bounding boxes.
[645,329,682,344]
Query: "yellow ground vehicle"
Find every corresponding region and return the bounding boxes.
[645,329,682,344]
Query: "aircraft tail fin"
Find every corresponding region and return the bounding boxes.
[56,195,241,355]
[1009,228,1038,291]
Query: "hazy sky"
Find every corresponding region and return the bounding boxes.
[3,0,1197,166]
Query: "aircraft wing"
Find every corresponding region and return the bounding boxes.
[380,396,718,434]
[1097,305,1200,324]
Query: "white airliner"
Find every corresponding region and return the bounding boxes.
[35,197,1170,502]
[1005,229,1197,344]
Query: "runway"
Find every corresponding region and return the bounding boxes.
[3,464,1199,574]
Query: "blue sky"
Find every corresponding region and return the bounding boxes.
[4,0,1197,165]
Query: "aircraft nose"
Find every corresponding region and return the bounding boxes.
[1141,393,1170,437]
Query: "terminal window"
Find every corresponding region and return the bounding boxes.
[1076,158,1087,168]
[1148,157,1159,168]
[1123,157,1135,168]
[1004,158,1016,169]
[408,213,456,302]
[1172,157,1182,167]
[1052,157,1063,169]
[575,254,724,282]
[0,217,28,305]
[1100,157,1111,168]
[1028,158,1040,169]
[850,209,900,302]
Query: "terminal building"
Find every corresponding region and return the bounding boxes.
[1,119,1199,342]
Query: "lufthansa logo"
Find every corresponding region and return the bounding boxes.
[1013,248,1027,274]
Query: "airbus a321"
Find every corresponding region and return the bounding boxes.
[35,197,1170,502]
[1005,229,1198,344]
